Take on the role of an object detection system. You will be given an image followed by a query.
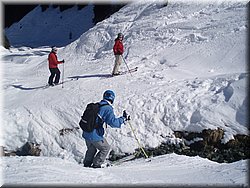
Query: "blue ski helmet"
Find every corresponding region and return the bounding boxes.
[103,90,115,103]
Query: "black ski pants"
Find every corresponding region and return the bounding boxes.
[48,68,60,85]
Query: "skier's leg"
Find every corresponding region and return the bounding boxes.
[48,68,56,85]
[118,55,122,67]
[54,68,61,84]
[116,55,122,73]
[112,55,121,75]
[83,140,97,167]
[92,138,111,167]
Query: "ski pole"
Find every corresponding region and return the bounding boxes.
[127,120,149,159]
[121,55,132,77]
[62,60,65,88]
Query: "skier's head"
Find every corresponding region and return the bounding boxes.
[117,33,124,40]
[103,90,115,104]
[51,46,58,53]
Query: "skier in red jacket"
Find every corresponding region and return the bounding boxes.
[112,33,124,76]
[48,46,64,86]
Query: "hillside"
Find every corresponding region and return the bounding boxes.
[5,5,94,47]
[1,0,249,186]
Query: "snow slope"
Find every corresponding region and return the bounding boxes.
[1,153,248,186]
[5,5,94,47]
[1,0,249,186]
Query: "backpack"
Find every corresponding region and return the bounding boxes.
[79,103,107,132]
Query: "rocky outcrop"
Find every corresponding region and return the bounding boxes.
[173,128,250,162]
[109,128,250,163]
[3,142,41,157]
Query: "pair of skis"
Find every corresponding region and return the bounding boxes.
[108,153,151,167]
[114,67,138,76]
[109,119,150,167]
[43,78,78,89]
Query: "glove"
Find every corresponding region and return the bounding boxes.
[61,59,65,63]
[123,110,130,121]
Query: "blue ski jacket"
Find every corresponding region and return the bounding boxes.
[82,99,125,141]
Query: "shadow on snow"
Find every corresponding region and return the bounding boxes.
[67,73,111,79]
[10,73,112,90]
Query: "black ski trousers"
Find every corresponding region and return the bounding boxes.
[48,68,60,85]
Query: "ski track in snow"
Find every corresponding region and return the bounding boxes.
[1,0,248,186]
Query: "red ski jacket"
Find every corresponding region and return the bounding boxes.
[48,52,62,68]
[113,38,124,55]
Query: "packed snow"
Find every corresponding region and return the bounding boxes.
[1,0,249,186]
[1,153,248,185]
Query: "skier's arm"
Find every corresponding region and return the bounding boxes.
[102,106,125,128]
[118,42,124,54]
[50,53,63,65]
[113,42,119,54]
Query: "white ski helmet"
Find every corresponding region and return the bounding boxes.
[52,46,58,52]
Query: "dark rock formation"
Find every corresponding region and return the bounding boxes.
[109,128,250,163]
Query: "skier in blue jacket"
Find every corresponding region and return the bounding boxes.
[83,90,129,168]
